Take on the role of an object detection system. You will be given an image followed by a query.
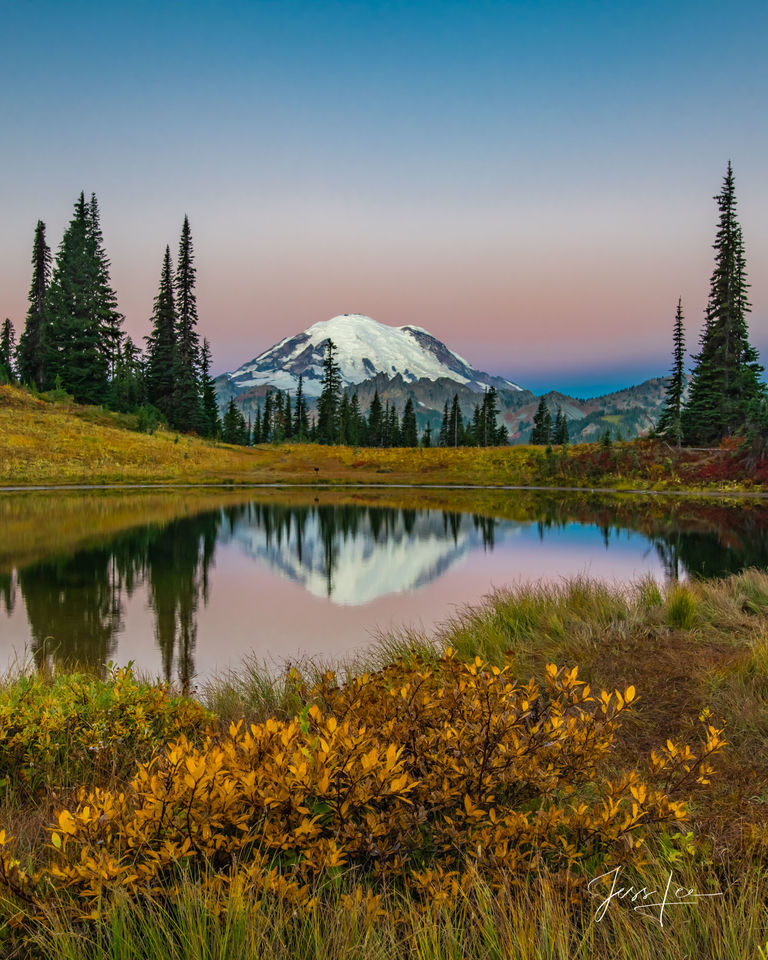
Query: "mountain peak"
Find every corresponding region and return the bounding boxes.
[221,314,521,398]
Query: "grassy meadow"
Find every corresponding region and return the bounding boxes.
[2,383,768,490]
[1,573,768,957]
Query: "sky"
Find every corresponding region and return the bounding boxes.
[1,0,767,397]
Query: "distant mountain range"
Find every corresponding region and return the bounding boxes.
[215,314,670,442]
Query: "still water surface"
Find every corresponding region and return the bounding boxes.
[1,489,767,687]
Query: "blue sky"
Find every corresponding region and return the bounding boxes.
[2,0,767,394]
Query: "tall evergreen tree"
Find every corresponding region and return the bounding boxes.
[422,422,433,447]
[438,400,450,447]
[401,396,418,446]
[17,220,51,389]
[531,397,552,444]
[483,387,500,446]
[144,246,177,420]
[200,338,220,438]
[368,390,384,446]
[221,398,248,444]
[681,163,764,445]
[553,405,569,446]
[110,336,144,410]
[172,215,204,432]
[293,375,309,440]
[317,339,342,443]
[656,299,686,446]
[338,393,351,444]
[0,320,16,383]
[387,403,401,447]
[284,391,293,440]
[86,194,124,379]
[348,393,363,445]
[45,193,109,403]
[448,394,462,447]
[262,391,273,442]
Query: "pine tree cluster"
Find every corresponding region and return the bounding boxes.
[529,398,569,446]
[657,163,765,447]
[9,197,220,438]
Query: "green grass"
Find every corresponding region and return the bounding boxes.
[4,571,768,957]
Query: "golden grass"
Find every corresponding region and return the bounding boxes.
[4,384,764,491]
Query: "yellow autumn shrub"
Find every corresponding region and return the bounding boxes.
[0,654,724,914]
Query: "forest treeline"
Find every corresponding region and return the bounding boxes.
[1,163,765,450]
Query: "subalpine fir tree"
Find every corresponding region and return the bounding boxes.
[530,397,552,444]
[252,403,262,444]
[317,339,342,443]
[0,320,16,383]
[348,393,363,445]
[144,246,177,421]
[221,398,248,444]
[110,337,144,410]
[17,220,51,389]
[387,403,401,447]
[401,397,418,446]
[422,422,432,447]
[284,392,293,440]
[448,394,462,447]
[45,193,109,403]
[483,387,500,446]
[172,216,204,432]
[87,194,124,381]
[338,393,351,444]
[367,391,384,446]
[554,405,569,446]
[438,400,450,447]
[681,163,764,445]
[262,392,273,442]
[293,375,309,440]
[200,338,220,438]
[656,299,686,446]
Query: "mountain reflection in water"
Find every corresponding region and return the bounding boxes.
[1,498,768,686]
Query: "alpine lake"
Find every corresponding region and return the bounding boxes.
[1,485,767,690]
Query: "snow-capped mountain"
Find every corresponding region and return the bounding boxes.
[219,314,521,399]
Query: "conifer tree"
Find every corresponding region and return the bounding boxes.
[252,403,262,444]
[401,396,418,446]
[438,400,450,447]
[0,320,16,383]
[448,394,462,447]
[222,398,248,444]
[387,403,401,447]
[45,193,109,403]
[681,163,764,445]
[483,387,500,445]
[17,220,51,389]
[656,299,686,446]
[422,422,432,447]
[368,390,384,446]
[348,393,363,445]
[172,215,204,432]
[531,397,552,444]
[317,339,342,443]
[199,338,220,438]
[262,392,273,442]
[554,405,569,446]
[111,336,144,410]
[293,375,309,440]
[284,391,293,440]
[87,194,124,379]
[338,393,351,444]
[144,246,177,420]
